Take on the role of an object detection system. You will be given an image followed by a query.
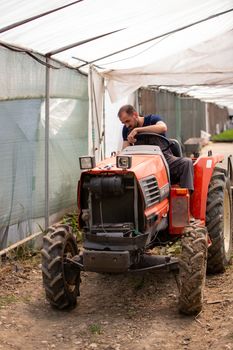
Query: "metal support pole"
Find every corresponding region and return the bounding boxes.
[175,96,181,142]
[205,103,210,134]
[90,67,95,156]
[134,178,139,233]
[45,57,50,229]
[103,86,106,159]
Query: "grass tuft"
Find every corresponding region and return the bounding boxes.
[89,323,102,335]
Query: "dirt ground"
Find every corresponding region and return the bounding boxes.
[0,255,233,350]
[0,142,232,350]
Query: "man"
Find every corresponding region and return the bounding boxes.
[118,104,194,192]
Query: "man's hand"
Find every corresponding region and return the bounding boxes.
[127,128,138,144]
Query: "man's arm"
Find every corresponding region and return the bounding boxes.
[122,140,130,149]
[127,121,167,144]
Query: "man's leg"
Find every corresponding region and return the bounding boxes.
[165,155,194,191]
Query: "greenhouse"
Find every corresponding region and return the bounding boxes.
[0,0,233,250]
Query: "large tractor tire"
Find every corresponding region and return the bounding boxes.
[41,225,80,310]
[206,167,232,273]
[178,225,207,315]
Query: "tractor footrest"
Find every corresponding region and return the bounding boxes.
[83,250,130,273]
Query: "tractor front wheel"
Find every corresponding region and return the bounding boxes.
[41,225,80,310]
[178,225,207,315]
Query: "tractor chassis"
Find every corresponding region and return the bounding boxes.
[64,253,179,274]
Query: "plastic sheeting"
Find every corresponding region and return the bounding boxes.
[0,46,88,100]
[161,85,233,110]
[1,1,233,109]
[0,0,233,248]
[90,67,138,159]
[102,29,233,106]
[0,98,88,249]
[0,0,232,69]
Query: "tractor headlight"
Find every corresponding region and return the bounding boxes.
[79,156,96,170]
[116,155,132,169]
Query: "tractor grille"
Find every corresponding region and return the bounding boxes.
[139,175,160,207]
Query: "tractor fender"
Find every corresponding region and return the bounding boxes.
[191,154,224,221]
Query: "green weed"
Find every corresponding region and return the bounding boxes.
[7,243,38,262]
[89,323,102,335]
[132,276,145,290]
[0,295,18,308]
[62,212,82,242]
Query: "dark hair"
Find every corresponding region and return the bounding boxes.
[117,104,136,118]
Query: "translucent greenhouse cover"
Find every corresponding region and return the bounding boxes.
[0,97,88,249]
[0,0,233,108]
[0,44,89,249]
[1,0,233,248]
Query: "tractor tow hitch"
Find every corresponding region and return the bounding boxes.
[130,254,179,273]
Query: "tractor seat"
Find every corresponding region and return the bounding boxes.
[169,139,183,157]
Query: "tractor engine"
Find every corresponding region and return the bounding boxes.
[78,158,170,273]
[79,172,144,237]
[78,145,172,272]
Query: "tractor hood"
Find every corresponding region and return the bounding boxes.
[84,145,170,189]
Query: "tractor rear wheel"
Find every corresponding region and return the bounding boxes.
[206,168,232,273]
[178,225,207,315]
[41,225,80,310]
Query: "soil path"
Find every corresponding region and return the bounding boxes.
[0,258,233,350]
[0,142,232,350]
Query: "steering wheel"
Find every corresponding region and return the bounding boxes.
[134,132,174,152]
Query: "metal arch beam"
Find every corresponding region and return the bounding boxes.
[46,28,126,57]
[0,0,84,33]
[72,56,103,69]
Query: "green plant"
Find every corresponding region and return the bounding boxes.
[62,212,82,242]
[132,276,145,290]
[89,323,102,335]
[166,241,182,255]
[7,243,38,262]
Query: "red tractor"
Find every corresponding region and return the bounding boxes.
[41,133,233,315]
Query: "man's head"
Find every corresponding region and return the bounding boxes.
[118,105,139,130]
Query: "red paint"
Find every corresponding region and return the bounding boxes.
[191,155,224,221]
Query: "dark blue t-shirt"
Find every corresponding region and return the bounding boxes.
[122,114,165,141]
